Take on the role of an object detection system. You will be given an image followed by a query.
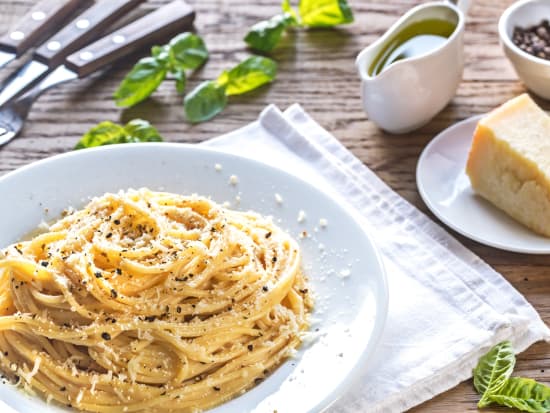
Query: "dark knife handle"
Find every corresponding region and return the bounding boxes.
[65,0,195,78]
[34,0,145,67]
[0,0,86,56]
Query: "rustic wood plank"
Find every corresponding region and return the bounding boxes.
[0,0,548,412]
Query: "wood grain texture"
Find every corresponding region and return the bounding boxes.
[0,0,549,412]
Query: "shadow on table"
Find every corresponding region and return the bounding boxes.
[302,27,355,50]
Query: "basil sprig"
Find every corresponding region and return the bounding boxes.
[244,13,297,53]
[75,119,162,149]
[299,0,353,27]
[114,33,208,107]
[183,81,227,124]
[474,341,550,412]
[245,0,353,52]
[474,340,516,404]
[184,56,277,123]
[490,377,550,412]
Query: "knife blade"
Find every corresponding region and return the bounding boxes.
[0,0,145,107]
[0,51,15,70]
[0,61,49,107]
[12,0,195,109]
[0,0,85,69]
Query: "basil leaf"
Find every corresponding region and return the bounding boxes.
[282,0,299,22]
[488,377,550,413]
[75,119,162,149]
[75,122,126,149]
[152,44,170,60]
[184,81,227,123]
[244,13,296,52]
[114,56,168,107]
[168,32,209,71]
[173,70,187,94]
[123,119,162,143]
[299,0,354,27]
[216,56,277,96]
[473,341,516,407]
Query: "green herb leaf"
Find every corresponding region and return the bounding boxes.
[152,44,170,60]
[75,122,126,149]
[168,32,209,71]
[75,119,162,149]
[299,0,354,27]
[122,119,163,143]
[173,70,187,94]
[473,341,516,407]
[282,0,299,21]
[113,33,208,107]
[244,13,297,52]
[488,377,550,413]
[184,81,227,123]
[216,56,277,96]
[114,56,168,107]
[184,56,277,123]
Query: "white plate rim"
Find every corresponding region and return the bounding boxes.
[0,142,389,413]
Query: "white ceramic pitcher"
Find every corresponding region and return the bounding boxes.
[356,0,470,134]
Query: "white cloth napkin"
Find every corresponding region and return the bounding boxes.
[202,104,550,412]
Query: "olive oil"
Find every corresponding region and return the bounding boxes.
[368,19,457,76]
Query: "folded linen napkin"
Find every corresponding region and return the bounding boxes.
[203,104,550,412]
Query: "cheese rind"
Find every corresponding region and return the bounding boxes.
[466,93,550,237]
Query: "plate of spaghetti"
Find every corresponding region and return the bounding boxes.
[0,144,387,413]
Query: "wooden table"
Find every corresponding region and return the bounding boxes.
[0,0,548,411]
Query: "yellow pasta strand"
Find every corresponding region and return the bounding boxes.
[0,189,312,412]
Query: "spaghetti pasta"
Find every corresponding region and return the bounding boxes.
[0,189,312,412]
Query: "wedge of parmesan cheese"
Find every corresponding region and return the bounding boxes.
[466,93,550,236]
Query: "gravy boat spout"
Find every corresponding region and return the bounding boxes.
[356,1,468,134]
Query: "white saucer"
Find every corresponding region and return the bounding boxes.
[417,115,550,254]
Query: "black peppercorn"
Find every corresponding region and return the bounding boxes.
[513,20,550,60]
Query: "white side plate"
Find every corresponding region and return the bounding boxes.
[417,115,550,254]
[0,143,388,413]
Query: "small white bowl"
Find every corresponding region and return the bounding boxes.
[499,0,550,99]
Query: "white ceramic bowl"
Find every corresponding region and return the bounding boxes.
[499,0,550,99]
[0,144,388,413]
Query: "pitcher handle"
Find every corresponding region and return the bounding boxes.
[448,0,471,15]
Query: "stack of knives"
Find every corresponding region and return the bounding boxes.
[0,0,195,145]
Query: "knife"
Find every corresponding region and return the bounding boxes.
[0,0,86,69]
[0,0,145,107]
[6,0,195,116]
